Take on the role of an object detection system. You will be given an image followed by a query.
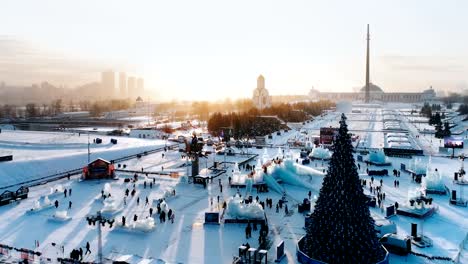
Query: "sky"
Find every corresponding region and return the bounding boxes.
[0,0,467,101]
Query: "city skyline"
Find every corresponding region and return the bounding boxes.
[1,0,468,101]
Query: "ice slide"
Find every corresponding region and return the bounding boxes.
[263,174,285,194]
[290,163,325,177]
[272,167,314,190]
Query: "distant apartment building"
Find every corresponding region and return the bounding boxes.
[137,78,144,97]
[119,72,127,98]
[127,76,137,98]
[101,70,115,97]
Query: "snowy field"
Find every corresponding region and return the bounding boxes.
[0,103,467,263]
[0,130,168,188]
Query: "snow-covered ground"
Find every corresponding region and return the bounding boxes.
[0,130,167,187]
[0,104,467,263]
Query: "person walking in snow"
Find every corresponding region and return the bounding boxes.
[170,213,175,223]
[168,209,172,219]
[122,216,126,226]
[69,189,72,196]
[85,242,91,255]
[55,200,59,208]
[134,214,138,222]
[68,201,72,209]
[145,196,149,206]
[64,189,67,198]
[149,207,153,217]
[137,197,140,206]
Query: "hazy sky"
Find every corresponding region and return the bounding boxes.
[1,0,467,101]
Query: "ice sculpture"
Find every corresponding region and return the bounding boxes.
[262,148,270,164]
[310,145,331,160]
[423,157,445,193]
[408,157,427,175]
[245,177,253,194]
[102,196,121,213]
[225,194,265,220]
[276,147,283,159]
[368,149,387,164]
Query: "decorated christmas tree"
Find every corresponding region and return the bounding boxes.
[304,114,385,263]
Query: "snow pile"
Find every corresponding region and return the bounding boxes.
[29,196,53,213]
[225,195,265,220]
[51,210,71,222]
[44,196,51,206]
[368,149,388,164]
[163,188,175,200]
[102,197,122,214]
[310,145,331,160]
[103,183,112,196]
[133,217,156,232]
[408,158,427,175]
[117,217,156,232]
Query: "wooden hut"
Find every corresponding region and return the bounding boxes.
[83,158,115,180]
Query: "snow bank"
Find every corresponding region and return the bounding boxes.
[225,195,265,220]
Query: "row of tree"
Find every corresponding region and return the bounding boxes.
[208,112,286,139]
[435,121,451,139]
[0,99,133,119]
[207,100,334,139]
[457,104,468,116]
[420,103,442,119]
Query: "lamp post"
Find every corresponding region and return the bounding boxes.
[87,132,91,164]
[86,211,114,264]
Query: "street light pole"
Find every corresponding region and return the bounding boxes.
[88,132,91,164]
[97,211,103,264]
